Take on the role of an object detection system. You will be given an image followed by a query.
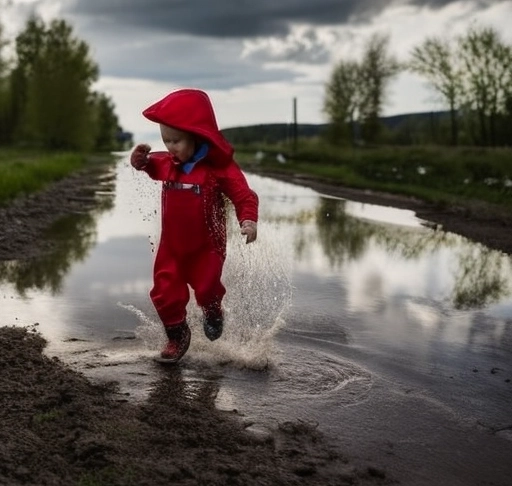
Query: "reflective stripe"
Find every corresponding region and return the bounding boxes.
[163,181,201,194]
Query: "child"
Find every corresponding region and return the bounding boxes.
[130,88,258,363]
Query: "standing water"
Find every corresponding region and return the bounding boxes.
[2,153,512,484]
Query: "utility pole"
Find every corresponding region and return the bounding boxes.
[292,97,298,155]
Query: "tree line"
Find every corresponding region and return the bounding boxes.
[324,25,512,147]
[0,15,132,151]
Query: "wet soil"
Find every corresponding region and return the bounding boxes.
[1,326,396,486]
[1,164,511,485]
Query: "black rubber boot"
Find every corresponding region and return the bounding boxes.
[203,315,223,341]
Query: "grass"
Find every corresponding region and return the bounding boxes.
[236,142,512,208]
[1,144,510,211]
[0,148,117,206]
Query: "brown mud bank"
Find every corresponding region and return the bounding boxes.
[0,326,393,486]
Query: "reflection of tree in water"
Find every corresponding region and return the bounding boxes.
[452,246,511,310]
[293,209,319,262]
[315,198,372,266]
[0,179,115,296]
[312,197,512,310]
[373,225,457,259]
[466,311,504,349]
[0,213,98,295]
[254,207,317,264]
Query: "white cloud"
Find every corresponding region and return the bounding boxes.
[242,25,339,64]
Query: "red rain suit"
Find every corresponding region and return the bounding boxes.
[139,89,258,327]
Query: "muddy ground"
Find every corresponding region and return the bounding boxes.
[1,164,511,486]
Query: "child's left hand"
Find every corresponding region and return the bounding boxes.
[241,220,257,244]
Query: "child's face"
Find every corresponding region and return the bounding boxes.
[160,125,196,162]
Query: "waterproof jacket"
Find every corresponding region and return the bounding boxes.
[140,89,258,257]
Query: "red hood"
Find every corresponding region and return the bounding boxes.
[142,89,234,163]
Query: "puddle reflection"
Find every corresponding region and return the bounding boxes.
[313,197,512,310]
[0,213,100,295]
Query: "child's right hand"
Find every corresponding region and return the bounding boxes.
[130,144,152,169]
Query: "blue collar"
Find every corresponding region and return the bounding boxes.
[181,143,209,174]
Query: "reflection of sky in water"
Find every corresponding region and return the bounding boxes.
[344,199,423,228]
[1,158,511,359]
[249,173,512,353]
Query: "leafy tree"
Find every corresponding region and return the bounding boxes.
[323,60,361,145]
[0,22,13,144]
[1,13,127,151]
[13,17,99,150]
[323,33,400,146]
[0,23,9,75]
[358,33,401,143]
[8,16,46,143]
[90,91,122,151]
[409,37,464,145]
[458,25,512,146]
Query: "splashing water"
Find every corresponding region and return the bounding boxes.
[194,216,293,369]
[225,216,292,333]
[121,209,293,371]
[118,302,163,351]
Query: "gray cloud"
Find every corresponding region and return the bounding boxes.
[66,0,499,39]
[66,0,357,38]
[75,21,297,88]
[62,0,502,88]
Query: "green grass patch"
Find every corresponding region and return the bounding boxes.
[237,143,512,208]
[0,148,116,206]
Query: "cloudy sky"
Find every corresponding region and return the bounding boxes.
[3,0,512,141]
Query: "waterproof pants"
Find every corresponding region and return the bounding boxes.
[150,247,226,327]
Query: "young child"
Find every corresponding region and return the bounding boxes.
[130,88,258,363]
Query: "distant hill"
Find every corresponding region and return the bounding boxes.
[222,123,328,144]
[222,111,450,144]
[380,111,451,129]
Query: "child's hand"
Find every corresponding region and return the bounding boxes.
[241,220,257,244]
[130,144,151,169]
